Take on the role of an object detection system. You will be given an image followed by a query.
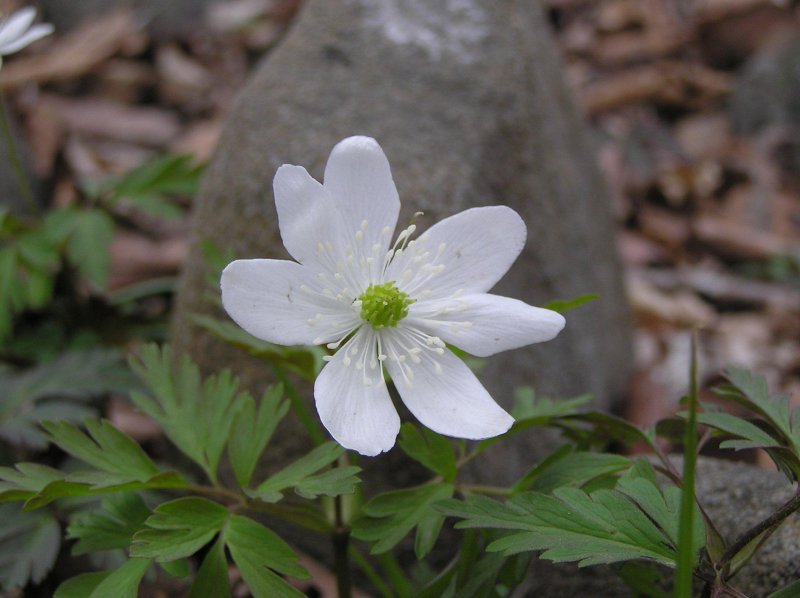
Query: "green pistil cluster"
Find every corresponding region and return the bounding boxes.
[358,281,414,330]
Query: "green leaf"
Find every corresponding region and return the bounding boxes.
[542,293,598,313]
[513,447,631,494]
[557,411,657,451]
[440,463,702,568]
[511,388,594,421]
[0,349,136,450]
[250,442,344,502]
[614,562,669,598]
[188,537,231,598]
[0,505,60,589]
[768,580,800,598]
[228,385,288,488]
[226,515,308,598]
[226,515,308,579]
[474,390,593,455]
[695,411,780,450]
[22,470,188,511]
[55,557,151,598]
[295,465,361,500]
[51,208,116,290]
[0,462,64,502]
[190,314,324,381]
[131,497,228,562]
[103,154,203,219]
[352,483,454,559]
[715,367,800,481]
[67,492,150,554]
[129,344,247,483]
[398,423,456,481]
[42,419,160,481]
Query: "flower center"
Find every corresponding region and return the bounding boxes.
[357,282,413,330]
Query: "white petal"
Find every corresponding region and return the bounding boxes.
[221,259,357,346]
[324,136,400,279]
[386,206,526,299]
[384,336,514,439]
[315,330,400,456]
[407,293,565,357]
[0,8,36,49]
[273,164,344,268]
[0,22,52,54]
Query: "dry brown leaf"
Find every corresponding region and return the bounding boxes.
[156,44,213,108]
[627,274,717,326]
[109,232,188,291]
[641,264,800,311]
[40,94,181,146]
[693,215,793,259]
[0,10,138,88]
[170,118,223,162]
[582,61,732,114]
[638,205,692,247]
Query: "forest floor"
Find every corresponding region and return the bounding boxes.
[3,0,799,461]
[1,0,799,594]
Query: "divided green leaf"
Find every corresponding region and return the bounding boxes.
[352,483,454,559]
[398,423,456,481]
[42,419,160,482]
[188,537,231,598]
[228,385,288,489]
[0,505,60,590]
[440,460,704,568]
[129,344,247,483]
[67,492,151,555]
[0,349,136,449]
[713,367,800,481]
[131,497,228,562]
[191,314,324,381]
[513,446,631,494]
[54,557,151,598]
[250,441,346,502]
[102,154,203,220]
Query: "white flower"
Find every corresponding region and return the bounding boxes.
[221,136,566,456]
[0,7,53,66]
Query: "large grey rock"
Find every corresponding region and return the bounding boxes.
[730,35,800,134]
[525,458,800,597]
[172,0,633,481]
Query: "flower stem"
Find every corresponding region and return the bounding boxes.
[459,483,512,497]
[717,490,800,575]
[674,329,700,598]
[0,90,38,215]
[333,496,353,598]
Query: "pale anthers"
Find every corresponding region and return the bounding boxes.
[0,7,54,67]
[221,136,566,456]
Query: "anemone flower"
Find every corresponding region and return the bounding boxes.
[0,7,53,67]
[221,136,565,456]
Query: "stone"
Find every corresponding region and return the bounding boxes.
[730,35,800,134]
[171,0,633,483]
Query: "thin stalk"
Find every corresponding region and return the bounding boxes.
[350,546,394,598]
[0,91,38,215]
[717,490,800,574]
[459,483,512,497]
[333,493,352,598]
[674,329,700,598]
